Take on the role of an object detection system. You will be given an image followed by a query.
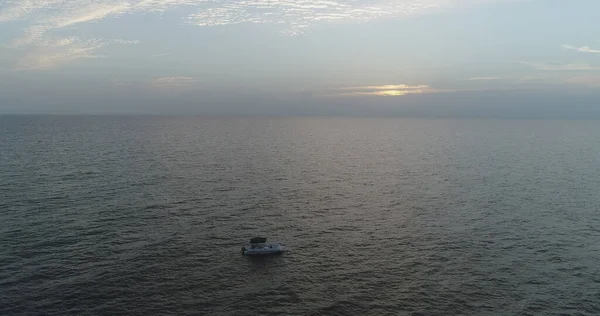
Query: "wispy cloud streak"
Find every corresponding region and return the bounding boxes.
[523,62,600,71]
[16,37,105,70]
[562,44,600,54]
[468,76,502,81]
[151,53,171,58]
[567,76,600,87]
[14,37,139,70]
[151,76,197,89]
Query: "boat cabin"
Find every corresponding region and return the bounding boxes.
[242,237,283,255]
[250,237,267,249]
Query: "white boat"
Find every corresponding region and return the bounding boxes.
[241,237,284,256]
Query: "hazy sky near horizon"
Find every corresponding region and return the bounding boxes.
[1,0,599,116]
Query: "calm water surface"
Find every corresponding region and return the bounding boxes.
[1,116,600,315]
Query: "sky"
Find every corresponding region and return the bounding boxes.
[0,0,599,117]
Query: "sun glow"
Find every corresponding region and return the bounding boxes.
[375,90,408,96]
[338,84,442,96]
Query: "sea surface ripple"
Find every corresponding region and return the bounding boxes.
[1,116,600,315]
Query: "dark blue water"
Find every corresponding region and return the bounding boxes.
[2,116,600,315]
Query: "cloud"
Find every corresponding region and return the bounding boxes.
[55,3,131,28]
[13,36,140,70]
[135,0,198,12]
[0,0,200,69]
[6,3,131,47]
[110,76,198,91]
[523,62,600,71]
[562,44,600,54]
[2,0,195,48]
[336,84,447,96]
[151,76,197,89]
[566,76,600,87]
[113,39,141,45]
[468,76,502,81]
[0,0,523,70]
[1,1,147,70]
[16,37,106,70]
[186,0,500,35]
[0,0,67,23]
[515,73,600,89]
[111,78,129,86]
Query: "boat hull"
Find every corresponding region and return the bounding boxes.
[242,244,284,256]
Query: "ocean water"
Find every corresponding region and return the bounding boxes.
[1,116,600,316]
